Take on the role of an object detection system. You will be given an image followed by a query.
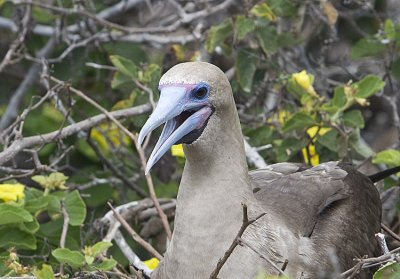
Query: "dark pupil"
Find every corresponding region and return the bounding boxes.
[195,87,207,98]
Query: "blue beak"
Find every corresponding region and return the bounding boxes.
[138,85,213,174]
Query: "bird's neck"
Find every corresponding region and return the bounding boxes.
[156,110,260,278]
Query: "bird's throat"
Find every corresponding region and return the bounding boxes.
[157,130,258,278]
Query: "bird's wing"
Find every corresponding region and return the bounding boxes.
[250,161,352,237]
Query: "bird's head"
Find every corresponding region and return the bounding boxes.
[138,62,235,174]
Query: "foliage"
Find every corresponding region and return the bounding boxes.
[0,176,115,277]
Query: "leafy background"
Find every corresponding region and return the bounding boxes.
[0,0,399,278]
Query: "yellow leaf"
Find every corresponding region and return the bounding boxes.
[355,97,369,106]
[303,126,330,166]
[171,144,185,158]
[0,184,25,202]
[250,3,277,22]
[171,44,185,62]
[306,126,331,139]
[143,257,159,270]
[90,123,130,155]
[267,110,291,125]
[302,144,320,166]
[310,153,320,166]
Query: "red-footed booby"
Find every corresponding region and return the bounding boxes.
[138,62,381,278]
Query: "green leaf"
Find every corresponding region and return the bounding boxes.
[111,72,132,89]
[391,58,400,80]
[349,130,375,158]
[110,55,137,78]
[246,126,274,147]
[373,262,400,279]
[235,48,258,93]
[205,19,233,53]
[25,187,45,200]
[256,26,279,54]
[276,137,308,162]
[0,204,33,225]
[277,32,298,48]
[32,172,68,191]
[85,255,95,265]
[94,258,117,271]
[47,195,61,219]
[332,87,346,107]
[354,75,385,98]
[235,15,255,41]
[250,2,276,21]
[24,196,50,214]
[0,0,5,8]
[35,264,55,279]
[373,149,400,167]
[343,110,364,128]
[317,130,340,152]
[52,248,85,269]
[91,241,113,257]
[82,184,114,208]
[351,38,386,59]
[19,218,40,233]
[384,19,396,40]
[266,0,298,17]
[32,7,55,24]
[0,227,36,250]
[64,190,87,226]
[282,112,316,132]
[141,64,161,89]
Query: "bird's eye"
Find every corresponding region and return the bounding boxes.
[194,86,208,99]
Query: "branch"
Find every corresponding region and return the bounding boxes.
[0,4,31,73]
[0,104,152,166]
[209,204,267,278]
[108,202,163,260]
[340,246,400,278]
[375,232,389,255]
[0,37,57,130]
[87,137,148,198]
[381,222,400,243]
[244,139,268,169]
[113,230,153,278]
[59,201,69,276]
[11,0,235,35]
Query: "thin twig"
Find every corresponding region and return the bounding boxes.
[113,230,153,277]
[375,233,389,255]
[381,222,400,243]
[108,202,163,260]
[209,204,267,278]
[0,37,56,130]
[0,4,31,73]
[281,259,289,271]
[340,246,400,278]
[59,200,70,276]
[0,104,151,166]
[87,137,147,198]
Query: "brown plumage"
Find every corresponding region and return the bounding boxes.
[139,62,382,278]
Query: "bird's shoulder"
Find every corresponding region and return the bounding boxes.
[249,161,375,236]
